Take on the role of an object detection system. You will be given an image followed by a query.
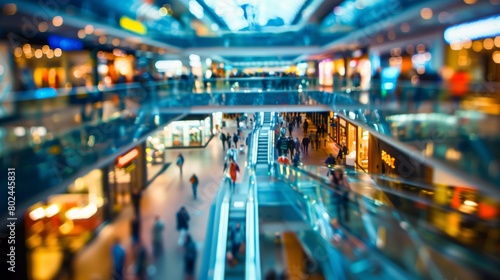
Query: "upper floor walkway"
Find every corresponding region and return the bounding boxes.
[1,77,499,222]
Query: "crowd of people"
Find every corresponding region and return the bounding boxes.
[274,112,353,225]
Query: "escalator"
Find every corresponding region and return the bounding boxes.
[273,163,500,280]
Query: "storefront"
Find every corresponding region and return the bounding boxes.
[14,39,93,90]
[25,169,105,280]
[444,15,500,83]
[107,145,146,217]
[148,114,213,149]
[334,116,371,171]
[96,50,135,87]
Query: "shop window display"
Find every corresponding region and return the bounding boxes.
[357,129,369,170]
[25,169,104,280]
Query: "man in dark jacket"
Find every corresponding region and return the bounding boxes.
[325,153,336,167]
[220,132,227,150]
[302,136,310,155]
[176,206,190,231]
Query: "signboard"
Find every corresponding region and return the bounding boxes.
[48,35,83,51]
[116,148,139,168]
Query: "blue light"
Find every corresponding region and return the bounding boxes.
[34,88,57,99]
[48,35,83,51]
[444,15,500,43]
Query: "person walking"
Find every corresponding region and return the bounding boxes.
[230,223,244,258]
[293,151,301,167]
[301,136,310,156]
[227,145,238,162]
[288,136,295,158]
[228,157,240,194]
[288,121,293,136]
[226,132,231,150]
[294,137,300,156]
[134,242,148,280]
[184,234,197,280]
[152,216,164,259]
[330,166,351,222]
[176,153,185,176]
[190,174,199,200]
[233,132,239,148]
[325,153,336,168]
[176,206,190,232]
[220,132,227,150]
[336,143,349,165]
[303,119,309,134]
[111,239,126,280]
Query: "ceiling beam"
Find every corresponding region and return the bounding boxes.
[185,46,322,57]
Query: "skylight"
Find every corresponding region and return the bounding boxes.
[201,0,308,31]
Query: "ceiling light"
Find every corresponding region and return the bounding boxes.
[464,0,477,4]
[472,41,483,52]
[34,49,43,58]
[3,3,17,16]
[52,16,63,27]
[99,36,107,45]
[493,51,500,63]
[484,38,494,50]
[400,23,410,33]
[112,38,120,47]
[42,45,50,54]
[420,8,433,20]
[78,29,86,39]
[189,0,204,19]
[388,31,396,40]
[38,22,48,32]
[85,24,94,34]
[54,48,62,57]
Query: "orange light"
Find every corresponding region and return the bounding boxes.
[117,148,139,167]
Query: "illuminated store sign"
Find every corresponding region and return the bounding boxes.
[444,15,500,43]
[117,148,139,168]
[120,16,147,35]
[381,150,395,169]
[48,35,83,51]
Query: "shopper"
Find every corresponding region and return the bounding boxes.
[293,151,301,167]
[233,132,239,148]
[134,242,148,280]
[226,132,232,149]
[152,216,164,259]
[111,239,126,280]
[336,143,349,165]
[176,206,190,232]
[228,157,240,194]
[231,223,244,258]
[302,136,310,155]
[303,119,309,134]
[184,234,197,279]
[190,174,199,200]
[220,132,227,150]
[288,136,295,158]
[294,137,300,155]
[325,153,336,168]
[176,153,185,176]
[227,145,238,162]
[330,166,351,223]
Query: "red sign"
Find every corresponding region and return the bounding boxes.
[116,148,139,168]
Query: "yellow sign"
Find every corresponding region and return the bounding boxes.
[119,16,147,35]
[381,150,395,169]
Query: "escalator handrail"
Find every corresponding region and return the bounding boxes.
[245,172,261,280]
[300,165,500,226]
[202,180,231,280]
[275,162,500,277]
